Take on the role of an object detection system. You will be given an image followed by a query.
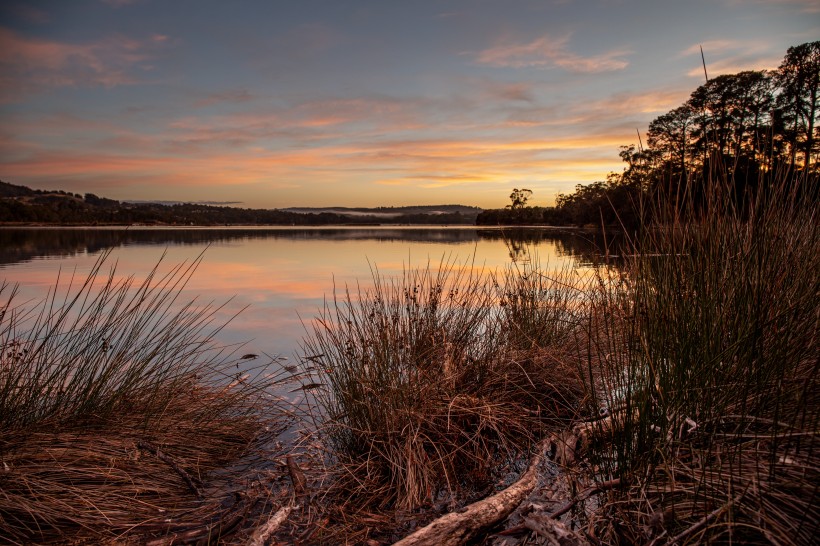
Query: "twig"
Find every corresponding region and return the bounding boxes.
[524,513,586,545]
[495,478,622,538]
[137,440,203,498]
[667,492,744,545]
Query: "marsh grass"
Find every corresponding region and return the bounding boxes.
[301,256,587,515]
[498,257,587,350]
[584,170,819,543]
[0,251,290,544]
[298,168,817,542]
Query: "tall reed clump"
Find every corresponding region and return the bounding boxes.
[301,256,587,514]
[585,170,819,544]
[0,252,288,544]
[497,257,586,351]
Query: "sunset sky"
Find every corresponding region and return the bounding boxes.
[1,1,817,209]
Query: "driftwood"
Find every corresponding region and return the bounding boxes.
[392,439,549,546]
[245,504,296,546]
[286,454,307,500]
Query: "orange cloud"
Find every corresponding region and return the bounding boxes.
[2,122,631,206]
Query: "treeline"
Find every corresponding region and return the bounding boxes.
[478,41,820,228]
[0,182,478,225]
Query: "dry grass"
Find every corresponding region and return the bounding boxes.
[0,252,292,544]
[300,256,589,518]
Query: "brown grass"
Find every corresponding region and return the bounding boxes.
[300,257,590,526]
[0,253,293,544]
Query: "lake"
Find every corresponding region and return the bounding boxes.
[0,226,603,361]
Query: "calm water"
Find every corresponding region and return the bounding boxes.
[0,227,603,360]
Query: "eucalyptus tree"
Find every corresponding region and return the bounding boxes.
[687,74,739,162]
[507,188,533,210]
[776,41,820,171]
[648,104,696,177]
[728,71,774,163]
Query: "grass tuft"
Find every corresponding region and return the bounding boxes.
[301,256,587,513]
[0,251,291,544]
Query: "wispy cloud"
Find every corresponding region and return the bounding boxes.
[680,40,780,77]
[194,88,255,107]
[474,33,630,73]
[480,81,536,103]
[0,27,163,102]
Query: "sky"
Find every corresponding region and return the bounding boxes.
[1,1,817,209]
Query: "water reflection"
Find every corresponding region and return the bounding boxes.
[0,227,609,268]
[0,227,608,359]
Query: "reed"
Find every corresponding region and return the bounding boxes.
[0,251,289,544]
[496,257,586,350]
[585,169,820,543]
[301,256,587,513]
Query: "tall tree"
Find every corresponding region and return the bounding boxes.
[728,71,774,162]
[688,74,738,160]
[648,104,695,176]
[507,188,532,210]
[776,41,820,170]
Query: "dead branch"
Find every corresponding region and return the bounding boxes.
[548,478,621,519]
[667,492,745,545]
[391,439,549,546]
[286,454,307,500]
[245,504,296,546]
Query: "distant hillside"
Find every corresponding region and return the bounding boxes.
[0,181,482,226]
[0,180,80,198]
[284,205,482,218]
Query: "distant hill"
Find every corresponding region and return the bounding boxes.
[0,180,81,198]
[284,205,481,217]
[0,180,482,226]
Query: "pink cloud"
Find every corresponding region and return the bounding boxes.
[475,33,630,73]
[0,27,163,102]
[194,88,255,107]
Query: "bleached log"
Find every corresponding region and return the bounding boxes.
[392,439,549,546]
[245,504,296,546]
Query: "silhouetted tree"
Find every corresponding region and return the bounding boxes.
[507,188,533,210]
[776,41,820,171]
